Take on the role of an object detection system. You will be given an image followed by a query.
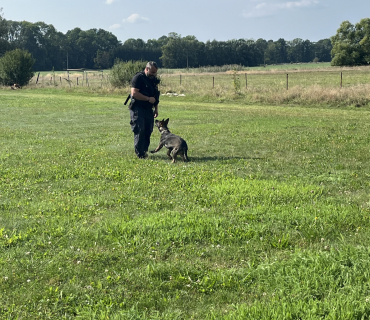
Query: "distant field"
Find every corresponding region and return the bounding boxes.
[30,63,370,95]
[1,89,370,318]
[163,62,333,74]
[248,61,332,71]
[162,64,370,89]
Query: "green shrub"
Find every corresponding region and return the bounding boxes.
[0,49,35,86]
[109,60,146,87]
[232,69,241,94]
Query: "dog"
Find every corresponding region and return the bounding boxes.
[150,118,189,163]
[10,83,21,90]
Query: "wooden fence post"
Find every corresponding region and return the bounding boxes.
[180,74,182,85]
[36,72,40,84]
[286,74,289,90]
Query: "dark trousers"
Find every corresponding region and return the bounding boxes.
[130,105,154,158]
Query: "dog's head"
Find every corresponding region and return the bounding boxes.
[155,118,169,130]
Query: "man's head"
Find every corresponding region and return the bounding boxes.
[145,61,158,79]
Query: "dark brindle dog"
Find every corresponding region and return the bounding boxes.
[150,118,189,163]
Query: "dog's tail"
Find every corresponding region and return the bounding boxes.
[184,148,189,162]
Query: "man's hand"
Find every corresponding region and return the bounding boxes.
[148,97,156,104]
[153,107,158,118]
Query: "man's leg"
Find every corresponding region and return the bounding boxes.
[143,109,154,154]
[130,107,147,158]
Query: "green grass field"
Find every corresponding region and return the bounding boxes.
[1,87,370,319]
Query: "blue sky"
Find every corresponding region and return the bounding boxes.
[1,0,368,43]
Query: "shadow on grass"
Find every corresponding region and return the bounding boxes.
[148,155,265,162]
[190,156,265,162]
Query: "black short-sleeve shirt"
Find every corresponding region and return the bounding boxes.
[131,71,157,108]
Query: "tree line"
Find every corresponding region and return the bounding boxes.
[0,9,369,71]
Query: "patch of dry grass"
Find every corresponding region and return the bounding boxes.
[4,65,370,108]
[248,84,370,107]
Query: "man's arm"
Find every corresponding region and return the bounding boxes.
[131,88,156,104]
[153,105,158,118]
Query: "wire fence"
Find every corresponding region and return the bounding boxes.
[27,67,370,92]
[29,70,110,88]
[160,69,370,91]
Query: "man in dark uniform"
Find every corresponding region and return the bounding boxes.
[129,61,160,159]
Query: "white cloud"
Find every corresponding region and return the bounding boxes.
[105,0,116,4]
[109,24,121,29]
[243,0,319,18]
[123,13,150,23]
[277,0,319,8]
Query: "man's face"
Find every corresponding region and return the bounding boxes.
[145,66,157,79]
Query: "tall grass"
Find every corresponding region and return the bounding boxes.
[248,84,370,107]
[160,80,370,108]
[158,66,370,107]
[22,64,370,108]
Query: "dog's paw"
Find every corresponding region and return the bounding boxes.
[150,150,155,154]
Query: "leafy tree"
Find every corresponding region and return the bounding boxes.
[264,41,277,64]
[0,8,13,56]
[0,8,6,40]
[148,36,169,49]
[202,40,234,67]
[94,50,111,69]
[275,38,288,63]
[287,38,305,63]
[287,39,314,63]
[66,28,119,69]
[203,40,221,66]
[331,20,359,66]
[109,60,146,87]
[244,39,264,66]
[0,48,35,86]
[215,41,235,65]
[201,39,265,67]
[160,33,186,68]
[313,39,332,62]
[183,35,205,68]
[38,23,67,70]
[124,38,146,50]
[12,21,48,70]
[331,18,370,66]
[114,38,162,66]
[357,18,370,64]
[4,20,67,70]
[255,38,268,65]
[230,39,247,65]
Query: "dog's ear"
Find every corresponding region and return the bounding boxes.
[164,118,169,125]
